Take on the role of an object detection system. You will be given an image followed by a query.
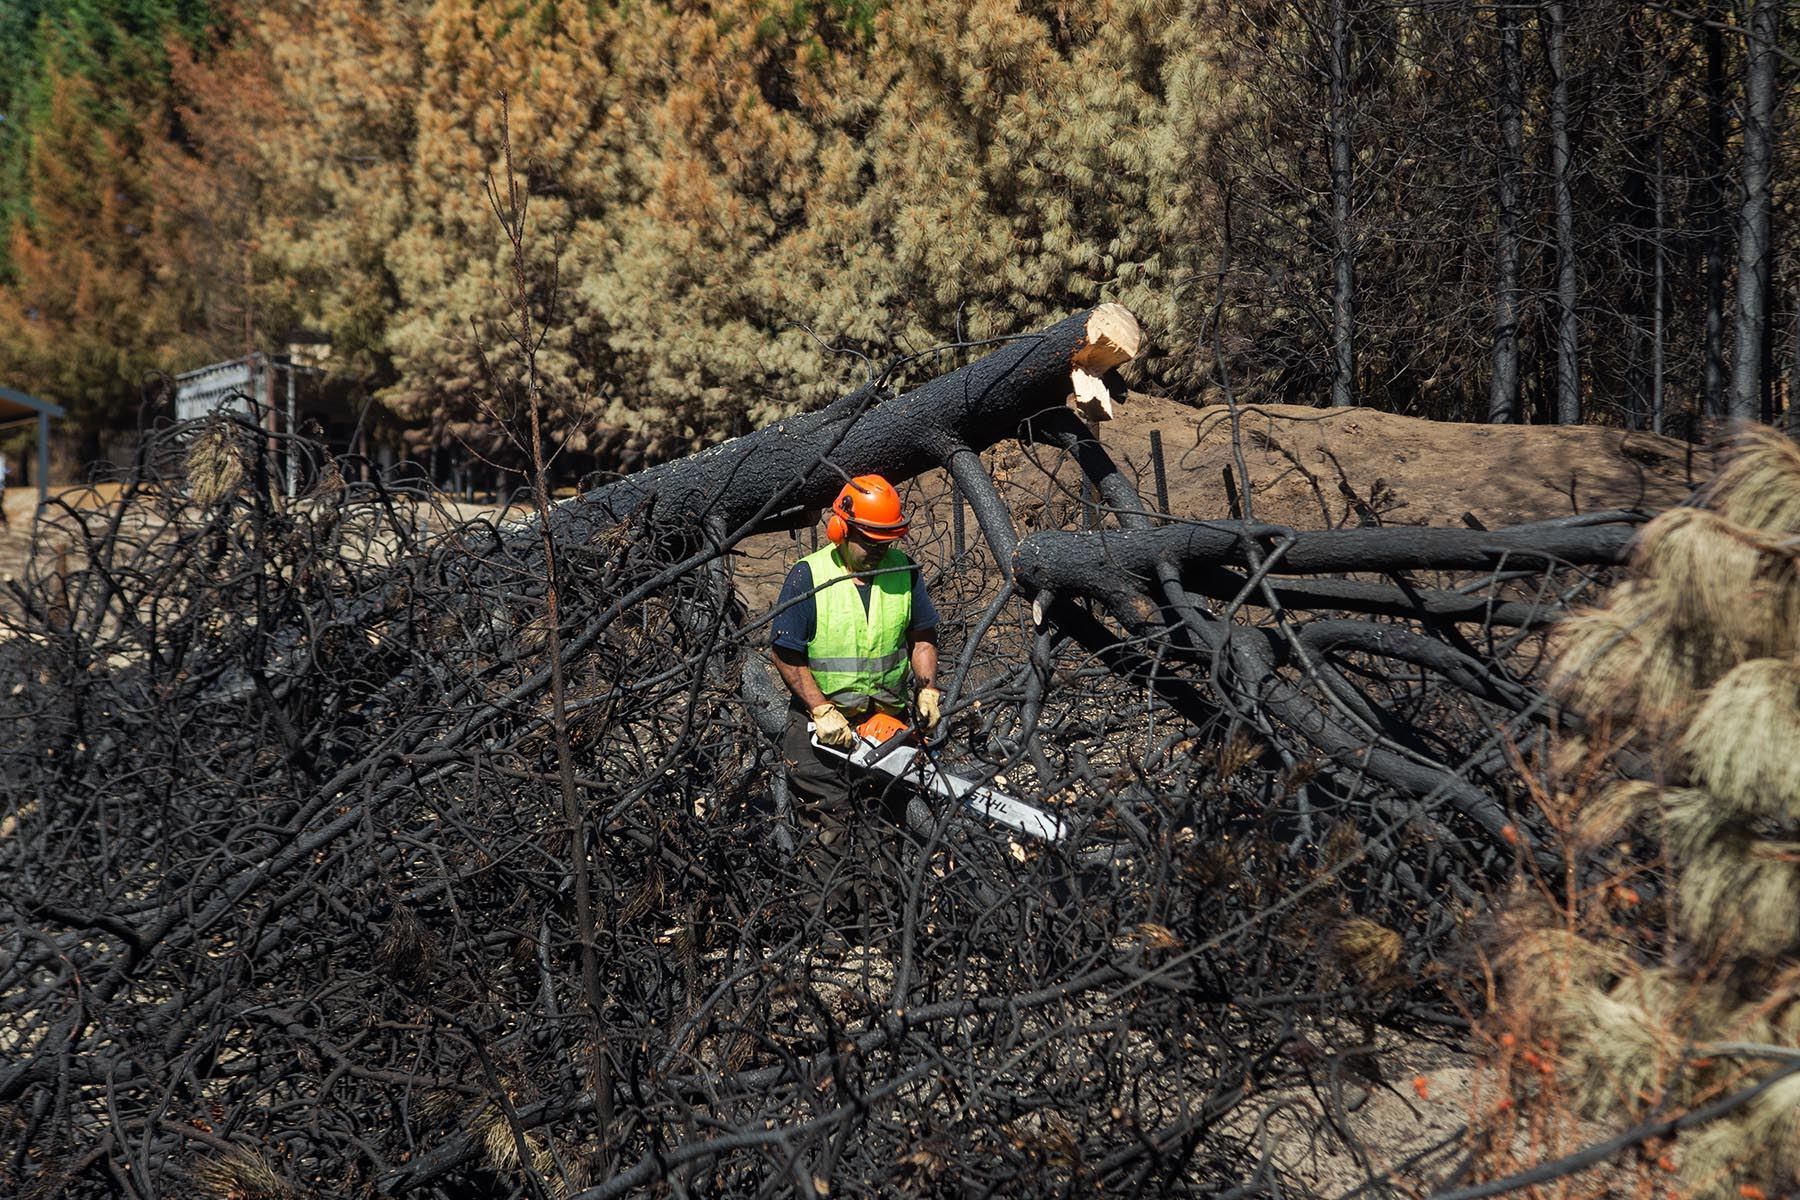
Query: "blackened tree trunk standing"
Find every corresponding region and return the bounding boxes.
[1328,0,1359,409]
[1652,126,1667,434]
[1545,0,1581,425]
[1702,11,1730,418]
[1627,25,1669,434]
[1729,0,1781,421]
[1489,1,1525,424]
[1790,303,1800,435]
[1762,270,1777,423]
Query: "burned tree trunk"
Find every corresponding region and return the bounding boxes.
[1728,0,1781,421]
[1545,0,1582,426]
[560,304,1142,543]
[1702,11,1730,417]
[1489,0,1525,424]
[1327,0,1360,410]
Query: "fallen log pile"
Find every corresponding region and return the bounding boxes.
[0,306,1646,1198]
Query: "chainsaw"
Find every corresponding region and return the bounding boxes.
[809,710,1066,844]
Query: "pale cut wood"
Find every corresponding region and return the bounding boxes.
[1073,303,1141,374]
[1069,367,1116,421]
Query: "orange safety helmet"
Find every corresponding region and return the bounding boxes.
[825,475,909,545]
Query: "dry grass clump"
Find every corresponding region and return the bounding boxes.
[1554,466,1800,733]
[1551,585,1733,733]
[1483,423,1800,1199]
[1569,779,1658,851]
[189,1147,297,1200]
[1703,421,1800,533]
[1663,785,1800,960]
[1558,968,1694,1118]
[1681,658,1800,819]
[185,418,248,508]
[475,1100,566,1189]
[1323,916,1404,988]
[1487,915,1634,1030]
[375,904,438,986]
[1681,1069,1800,1197]
[419,1085,581,1198]
[1632,507,1800,657]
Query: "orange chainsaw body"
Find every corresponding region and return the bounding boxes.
[855,711,910,743]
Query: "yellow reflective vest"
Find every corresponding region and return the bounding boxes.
[802,544,914,712]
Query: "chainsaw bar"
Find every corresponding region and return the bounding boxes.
[810,726,1066,843]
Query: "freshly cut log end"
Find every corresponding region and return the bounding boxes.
[1069,368,1117,421]
[1073,303,1141,374]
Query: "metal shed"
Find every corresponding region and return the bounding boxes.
[0,386,64,507]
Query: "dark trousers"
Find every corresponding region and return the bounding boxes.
[780,709,909,941]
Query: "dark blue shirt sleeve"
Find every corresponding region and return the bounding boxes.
[908,568,938,634]
[771,561,815,653]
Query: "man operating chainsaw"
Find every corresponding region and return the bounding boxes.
[770,475,940,892]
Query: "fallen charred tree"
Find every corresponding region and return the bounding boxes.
[0,306,1644,1199]
[1005,508,1637,855]
[566,306,1139,534]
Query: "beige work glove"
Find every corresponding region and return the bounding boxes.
[810,703,854,749]
[916,687,942,736]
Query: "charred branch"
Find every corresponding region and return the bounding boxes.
[0,305,1641,1199]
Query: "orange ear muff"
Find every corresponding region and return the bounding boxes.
[825,513,848,544]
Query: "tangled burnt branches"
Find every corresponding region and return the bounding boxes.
[1,363,1640,1196]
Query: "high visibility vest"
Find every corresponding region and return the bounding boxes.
[802,544,914,711]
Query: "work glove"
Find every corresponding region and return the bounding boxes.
[810,703,854,749]
[916,687,942,736]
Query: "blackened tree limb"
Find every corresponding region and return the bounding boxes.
[1220,622,1525,854]
[1025,407,1157,533]
[945,445,1020,574]
[1294,620,1533,710]
[1011,518,1635,591]
[1210,576,1558,627]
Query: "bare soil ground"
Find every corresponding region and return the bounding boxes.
[733,398,1701,613]
[0,483,123,583]
[1099,397,1700,527]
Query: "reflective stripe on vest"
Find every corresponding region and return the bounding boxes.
[802,544,913,710]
